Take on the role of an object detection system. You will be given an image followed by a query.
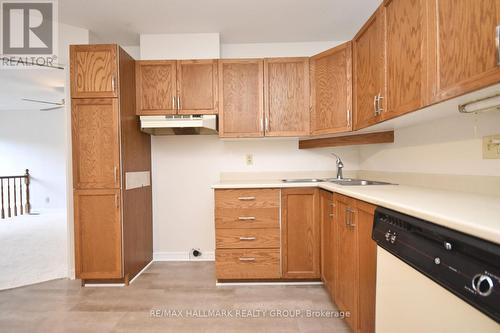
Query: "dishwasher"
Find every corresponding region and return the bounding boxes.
[372,207,499,333]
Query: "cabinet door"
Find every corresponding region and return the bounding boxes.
[74,189,122,279]
[71,98,120,189]
[320,190,335,295]
[310,42,352,135]
[353,8,385,130]
[177,60,218,114]
[218,59,264,138]
[264,58,310,137]
[70,45,118,98]
[428,0,500,102]
[281,188,320,279]
[135,60,177,115]
[357,200,377,333]
[383,0,428,119]
[334,196,358,332]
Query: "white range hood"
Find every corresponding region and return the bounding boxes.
[140,115,218,135]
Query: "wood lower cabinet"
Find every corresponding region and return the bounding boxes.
[264,58,310,137]
[135,60,177,115]
[70,45,153,284]
[353,8,385,130]
[383,0,428,119]
[333,193,377,333]
[281,188,320,279]
[215,189,280,280]
[74,189,122,279]
[310,42,353,135]
[320,190,335,295]
[70,44,118,99]
[177,60,218,114]
[428,0,500,103]
[218,59,264,138]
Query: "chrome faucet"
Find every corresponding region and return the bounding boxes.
[331,153,344,180]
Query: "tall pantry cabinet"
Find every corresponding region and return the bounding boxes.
[70,44,153,284]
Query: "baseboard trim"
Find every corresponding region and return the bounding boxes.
[153,251,215,261]
[216,281,324,286]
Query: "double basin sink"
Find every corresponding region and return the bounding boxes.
[282,178,394,186]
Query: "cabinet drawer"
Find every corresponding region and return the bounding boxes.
[215,189,279,209]
[215,208,279,229]
[216,249,281,279]
[216,228,280,249]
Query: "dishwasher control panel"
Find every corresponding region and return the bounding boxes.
[372,207,500,323]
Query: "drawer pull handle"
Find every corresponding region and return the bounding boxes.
[238,216,256,221]
[239,257,256,262]
[238,196,256,201]
[239,237,256,241]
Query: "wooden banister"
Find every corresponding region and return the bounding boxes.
[0,169,31,219]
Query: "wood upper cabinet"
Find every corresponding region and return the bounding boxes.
[320,190,335,295]
[333,194,377,333]
[70,45,118,99]
[353,8,386,130]
[428,0,500,103]
[71,98,121,189]
[218,59,264,138]
[281,188,320,279]
[382,0,428,120]
[177,60,218,114]
[135,61,177,115]
[264,58,310,137]
[310,42,353,135]
[74,189,122,279]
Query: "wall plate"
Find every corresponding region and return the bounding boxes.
[483,134,500,159]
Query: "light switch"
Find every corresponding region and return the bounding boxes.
[483,134,500,159]
[245,154,254,166]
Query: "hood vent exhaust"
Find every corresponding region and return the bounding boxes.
[140,115,218,135]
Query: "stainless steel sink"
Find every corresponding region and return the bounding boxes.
[329,178,395,186]
[282,178,326,183]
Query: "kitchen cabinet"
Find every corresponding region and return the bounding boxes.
[70,45,153,284]
[264,58,310,137]
[382,0,428,120]
[353,8,385,130]
[218,59,264,138]
[320,190,335,295]
[281,188,320,279]
[135,61,177,115]
[70,44,118,99]
[71,98,121,189]
[333,194,377,333]
[428,0,500,103]
[214,189,280,280]
[310,42,352,135]
[74,189,122,279]
[135,59,218,115]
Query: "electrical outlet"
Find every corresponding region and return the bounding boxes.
[483,134,500,159]
[245,154,254,166]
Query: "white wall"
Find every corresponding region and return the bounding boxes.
[0,110,67,210]
[152,136,359,257]
[140,33,220,60]
[359,111,500,176]
[221,41,343,58]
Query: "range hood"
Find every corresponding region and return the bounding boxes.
[140,115,218,135]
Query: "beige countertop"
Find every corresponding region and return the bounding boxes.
[212,180,500,244]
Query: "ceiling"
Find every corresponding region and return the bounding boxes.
[59,0,381,45]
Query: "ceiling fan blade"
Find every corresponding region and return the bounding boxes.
[0,57,64,70]
[40,106,64,111]
[22,98,65,106]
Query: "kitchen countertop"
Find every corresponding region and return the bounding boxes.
[212,180,500,244]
